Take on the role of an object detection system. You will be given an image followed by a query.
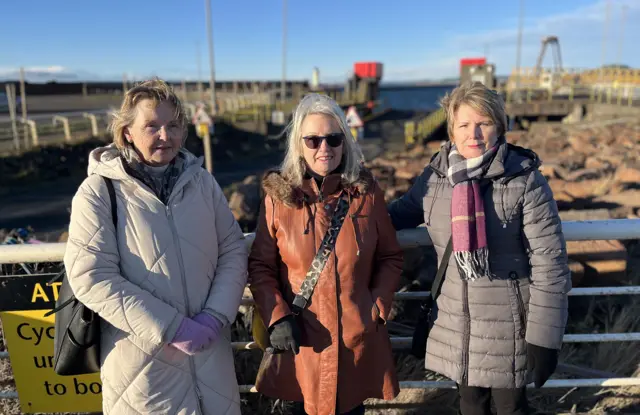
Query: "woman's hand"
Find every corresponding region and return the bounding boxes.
[169,316,221,355]
[526,342,558,388]
[268,315,301,355]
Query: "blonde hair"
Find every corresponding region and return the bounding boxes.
[108,78,187,149]
[440,81,507,140]
[280,93,364,187]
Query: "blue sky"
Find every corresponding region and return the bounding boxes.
[1,0,638,83]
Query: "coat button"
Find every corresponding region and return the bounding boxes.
[509,271,518,280]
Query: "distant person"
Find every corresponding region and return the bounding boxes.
[388,81,571,415]
[248,93,403,415]
[64,78,248,415]
[193,101,214,138]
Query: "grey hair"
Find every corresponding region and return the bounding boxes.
[280,93,364,188]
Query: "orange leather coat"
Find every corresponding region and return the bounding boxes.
[248,168,403,415]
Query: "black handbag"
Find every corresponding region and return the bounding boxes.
[45,176,118,375]
[410,236,453,358]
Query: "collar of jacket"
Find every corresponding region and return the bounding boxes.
[301,172,344,203]
[427,136,541,181]
[261,168,374,208]
[86,143,205,204]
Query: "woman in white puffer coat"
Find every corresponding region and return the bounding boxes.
[63,78,247,415]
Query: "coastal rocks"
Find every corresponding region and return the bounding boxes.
[614,165,640,184]
[227,175,261,230]
[505,116,640,217]
[566,239,629,285]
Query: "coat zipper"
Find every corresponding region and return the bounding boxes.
[514,280,527,338]
[166,205,205,415]
[461,280,470,386]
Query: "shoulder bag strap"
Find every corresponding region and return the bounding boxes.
[45,177,119,317]
[291,194,350,315]
[102,176,118,229]
[430,237,452,301]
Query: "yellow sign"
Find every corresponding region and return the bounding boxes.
[0,276,102,413]
[1,310,102,413]
[197,122,210,138]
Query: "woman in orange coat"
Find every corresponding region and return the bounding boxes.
[248,93,403,415]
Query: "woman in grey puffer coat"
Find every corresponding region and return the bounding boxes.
[388,82,571,415]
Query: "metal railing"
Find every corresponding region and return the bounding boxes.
[404,107,447,145]
[1,218,640,404]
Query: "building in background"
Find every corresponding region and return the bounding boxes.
[311,67,320,91]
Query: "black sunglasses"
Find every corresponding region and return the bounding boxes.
[302,133,345,149]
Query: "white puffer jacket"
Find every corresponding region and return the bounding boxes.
[64,144,248,415]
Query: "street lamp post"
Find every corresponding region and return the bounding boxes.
[515,0,524,92]
[281,0,287,105]
[203,0,216,173]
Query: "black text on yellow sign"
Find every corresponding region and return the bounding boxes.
[0,275,102,413]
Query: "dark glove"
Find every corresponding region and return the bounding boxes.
[268,315,301,355]
[527,342,558,388]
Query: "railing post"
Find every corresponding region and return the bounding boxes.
[21,118,38,147]
[83,113,99,137]
[52,115,71,142]
[569,84,574,101]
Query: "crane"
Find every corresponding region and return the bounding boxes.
[534,36,563,76]
[532,36,567,91]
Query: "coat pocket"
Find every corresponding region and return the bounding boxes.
[370,296,381,331]
[508,275,528,339]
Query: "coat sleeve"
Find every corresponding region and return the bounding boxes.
[202,177,249,326]
[387,167,427,230]
[247,195,292,328]
[64,179,184,346]
[370,183,404,323]
[522,170,572,350]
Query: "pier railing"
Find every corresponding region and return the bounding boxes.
[1,218,639,410]
[0,89,367,153]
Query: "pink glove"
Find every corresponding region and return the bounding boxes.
[170,317,216,355]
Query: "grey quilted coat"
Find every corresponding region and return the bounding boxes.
[64,145,248,414]
[388,141,571,388]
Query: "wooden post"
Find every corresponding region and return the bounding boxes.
[205,0,217,115]
[5,84,20,151]
[19,67,29,149]
[202,124,213,173]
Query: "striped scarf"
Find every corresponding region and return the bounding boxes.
[447,143,499,281]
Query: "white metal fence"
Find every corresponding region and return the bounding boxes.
[1,218,640,403]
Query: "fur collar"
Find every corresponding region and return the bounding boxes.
[262,167,374,208]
